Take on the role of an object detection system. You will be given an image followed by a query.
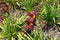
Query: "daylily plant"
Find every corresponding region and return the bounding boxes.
[22,0,38,34]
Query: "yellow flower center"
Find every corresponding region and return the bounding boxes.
[29,22,33,26]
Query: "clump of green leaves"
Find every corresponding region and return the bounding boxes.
[41,0,60,25]
[0,14,28,40]
[33,27,45,40]
[22,0,37,12]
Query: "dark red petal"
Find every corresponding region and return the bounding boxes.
[2,7,8,12]
[25,24,34,31]
[0,16,4,24]
[27,12,32,17]
[31,9,38,15]
[26,17,35,23]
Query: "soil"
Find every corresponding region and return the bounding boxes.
[43,24,60,40]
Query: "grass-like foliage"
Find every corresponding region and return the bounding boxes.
[22,0,37,12]
[41,0,60,25]
[17,27,45,40]
[0,14,28,40]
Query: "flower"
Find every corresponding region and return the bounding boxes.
[26,10,38,31]
[27,12,36,18]
[0,16,4,24]
[25,24,34,31]
[27,9,38,18]
[0,2,8,13]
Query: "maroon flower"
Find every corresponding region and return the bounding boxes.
[0,2,8,13]
[27,12,36,19]
[0,16,4,24]
[25,24,34,31]
[25,9,38,32]
[27,9,38,19]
